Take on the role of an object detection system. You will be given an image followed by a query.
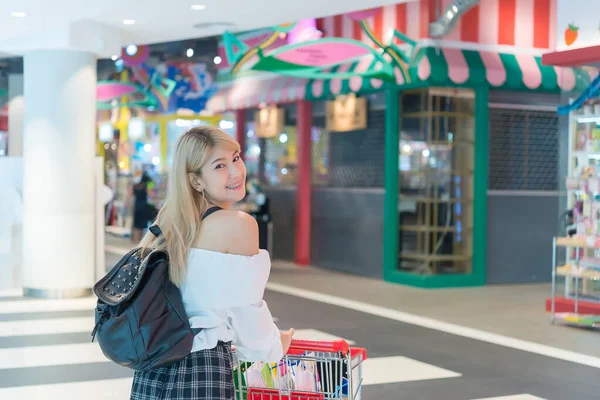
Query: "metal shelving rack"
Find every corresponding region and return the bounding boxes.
[551,238,600,329]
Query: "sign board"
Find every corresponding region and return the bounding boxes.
[254,106,285,138]
[326,95,367,132]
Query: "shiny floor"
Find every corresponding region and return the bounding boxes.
[0,237,597,399]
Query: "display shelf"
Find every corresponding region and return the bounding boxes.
[399,252,471,262]
[555,236,600,249]
[399,225,473,233]
[399,195,472,204]
[554,312,600,329]
[551,237,600,327]
[556,265,600,280]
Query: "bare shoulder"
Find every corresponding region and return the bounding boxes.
[198,210,259,256]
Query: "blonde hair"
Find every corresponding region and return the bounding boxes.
[139,126,240,287]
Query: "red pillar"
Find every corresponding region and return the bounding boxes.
[295,100,312,265]
[235,109,246,155]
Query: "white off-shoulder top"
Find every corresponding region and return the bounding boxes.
[179,248,283,362]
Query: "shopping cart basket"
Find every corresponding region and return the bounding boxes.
[233,339,367,400]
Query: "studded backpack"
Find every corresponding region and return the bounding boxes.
[91,207,222,371]
[91,242,199,371]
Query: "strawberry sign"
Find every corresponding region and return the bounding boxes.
[556,0,600,50]
[564,24,579,46]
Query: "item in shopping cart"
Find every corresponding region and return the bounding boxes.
[236,339,366,400]
[295,367,318,391]
[233,361,252,390]
[317,358,348,395]
[248,388,324,400]
[245,362,274,388]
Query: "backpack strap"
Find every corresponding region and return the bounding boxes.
[202,206,222,220]
[147,206,221,236]
[149,225,162,237]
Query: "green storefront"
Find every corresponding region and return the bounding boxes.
[211,28,591,288]
[304,45,590,288]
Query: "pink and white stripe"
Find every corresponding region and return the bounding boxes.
[206,75,308,113]
[478,0,500,46]
[317,0,554,49]
[554,67,576,92]
[479,51,507,87]
[405,1,420,40]
[329,63,353,95]
[514,0,535,49]
[514,53,542,89]
[442,48,469,84]
[417,56,431,81]
[350,55,374,92]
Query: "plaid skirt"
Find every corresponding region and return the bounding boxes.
[130,341,234,400]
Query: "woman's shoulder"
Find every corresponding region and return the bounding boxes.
[203,209,258,237]
[196,209,259,256]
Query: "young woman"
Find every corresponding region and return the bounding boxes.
[131,126,294,400]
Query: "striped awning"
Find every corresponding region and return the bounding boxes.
[305,46,596,100]
[205,74,308,113]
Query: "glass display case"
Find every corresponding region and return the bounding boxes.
[398,88,475,275]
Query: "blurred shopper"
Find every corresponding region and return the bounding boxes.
[131,169,153,242]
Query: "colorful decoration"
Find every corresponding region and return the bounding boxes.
[96,75,175,110]
[140,62,217,113]
[122,44,150,67]
[222,10,418,84]
[564,23,579,46]
[287,19,322,44]
[96,82,139,102]
[130,67,176,111]
[96,61,215,113]
[273,22,297,33]
[250,39,394,81]
[345,9,379,21]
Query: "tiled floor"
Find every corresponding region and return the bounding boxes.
[0,287,574,399]
[0,235,596,399]
[266,260,600,358]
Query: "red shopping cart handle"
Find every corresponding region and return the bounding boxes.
[287,339,349,355]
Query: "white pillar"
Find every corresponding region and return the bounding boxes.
[22,50,97,298]
[8,74,24,157]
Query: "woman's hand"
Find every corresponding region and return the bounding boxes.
[280,328,295,354]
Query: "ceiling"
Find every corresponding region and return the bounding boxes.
[0,0,412,58]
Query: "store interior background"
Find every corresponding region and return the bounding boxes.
[0,0,599,331]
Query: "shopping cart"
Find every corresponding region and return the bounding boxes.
[233,339,367,400]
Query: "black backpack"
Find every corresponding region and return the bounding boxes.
[91,239,199,371]
[91,206,222,371]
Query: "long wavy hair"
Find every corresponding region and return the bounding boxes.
[139,126,240,287]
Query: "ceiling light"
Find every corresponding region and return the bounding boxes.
[191,5,206,10]
[123,19,136,25]
[214,56,222,65]
[186,48,194,58]
[125,44,138,56]
[11,11,26,17]
[194,22,235,30]
[111,55,118,61]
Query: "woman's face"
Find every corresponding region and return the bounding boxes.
[199,146,246,208]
